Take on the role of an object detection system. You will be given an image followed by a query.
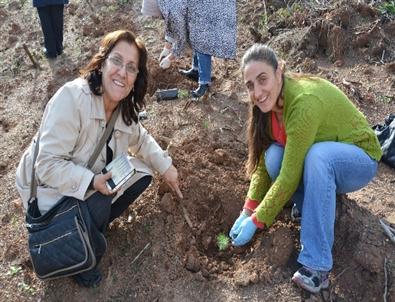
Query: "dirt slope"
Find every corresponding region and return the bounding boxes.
[0,0,394,301]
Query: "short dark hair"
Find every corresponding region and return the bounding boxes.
[79,30,148,125]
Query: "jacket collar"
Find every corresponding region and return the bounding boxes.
[89,93,133,135]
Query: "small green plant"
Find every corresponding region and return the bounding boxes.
[379,1,395,15]
[7,265,22,276]
[10,213,19,226]
[118,0,131,4]
[377,95,393,103]
[258,13,268,31]
[202,120,209,129]
[178,89,189,99]
[269,3,304,25]
[18,282,36,295]
[216,233,230,251]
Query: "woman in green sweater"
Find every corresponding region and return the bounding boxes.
[229,44,382,293]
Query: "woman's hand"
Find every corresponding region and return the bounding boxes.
[229,210,249,239]
[162,164,183,199]
[231,217,258,246]
[92,172,114,195]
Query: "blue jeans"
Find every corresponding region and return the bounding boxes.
[265,142,378,271]
[192,51,212,84]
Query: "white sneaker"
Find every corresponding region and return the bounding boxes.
[159,47,171,62]
[292,266,329,294]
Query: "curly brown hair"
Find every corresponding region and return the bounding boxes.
[79,30,148,125]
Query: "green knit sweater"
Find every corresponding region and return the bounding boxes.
[248,75,382,227]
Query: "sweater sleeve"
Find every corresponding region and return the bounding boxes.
[255,94,323,227]
[246,153,271,203]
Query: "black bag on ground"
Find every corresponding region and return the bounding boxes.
[373,113,395,168]
[25,196,105,279]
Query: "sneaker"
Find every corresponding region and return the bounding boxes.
[292,266,329,294]
[191,84,209,98]
[179,68,199,82]
[291,203,301,222]
[43,47,57,59]
[72,267,102,288]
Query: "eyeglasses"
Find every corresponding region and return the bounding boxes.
[107,55,139,76]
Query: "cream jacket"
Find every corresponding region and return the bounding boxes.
[16,78,172,214]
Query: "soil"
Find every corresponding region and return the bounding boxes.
[0,0,394,301]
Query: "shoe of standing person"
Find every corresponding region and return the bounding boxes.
[43,47,57,59]
[191,84,209,98]
[179,68,199,82]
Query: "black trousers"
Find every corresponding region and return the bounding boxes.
[85,175,152,234]
[36,4,65,57]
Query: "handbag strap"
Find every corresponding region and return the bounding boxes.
[29,106,121,202]
[87,106,120,169]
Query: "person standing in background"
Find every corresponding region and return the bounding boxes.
[33,0,68,59]
[142,0,237,99]
[156,0,186,71]
[179,0,237,98]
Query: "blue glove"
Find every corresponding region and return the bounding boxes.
[231,217,257,246]
[229,212,249,240]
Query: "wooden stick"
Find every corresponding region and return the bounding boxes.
[380,219,395,244]
[131,242,151,265]
[384,257,388,302]
[331,265,352,283]
[183,100,192,111]
[180,204,194,229]
[22,44,40,69]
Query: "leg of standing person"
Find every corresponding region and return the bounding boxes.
[36,6,57,58]
[179,52,199,82]
[191,51,211,98]
[292,141,378,293]
[49,4,65,56]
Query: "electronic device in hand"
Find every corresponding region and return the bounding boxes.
[102,154,136,192]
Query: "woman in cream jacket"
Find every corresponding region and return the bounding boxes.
[16,30,182,287]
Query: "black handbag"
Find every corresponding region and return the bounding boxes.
[25,106,120,279]
[373,113,395,169]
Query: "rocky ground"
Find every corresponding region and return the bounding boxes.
[0,0,394,301]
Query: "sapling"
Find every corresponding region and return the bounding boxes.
[216,233,230,251]
[178,89,189,98]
